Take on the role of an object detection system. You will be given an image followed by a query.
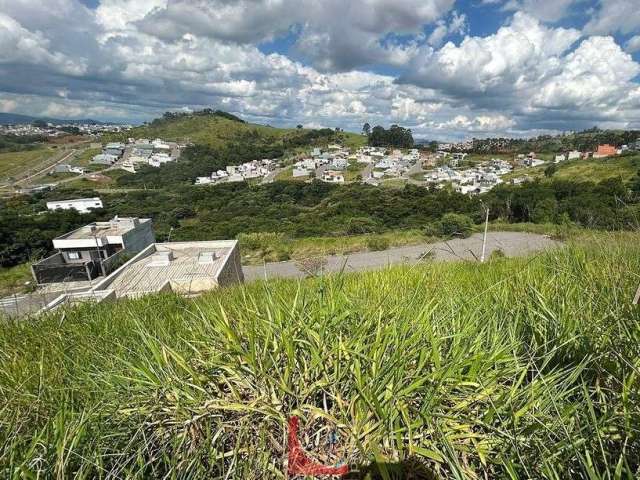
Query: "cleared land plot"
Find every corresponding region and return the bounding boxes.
[71,147,101,167]
[0,147,55,182]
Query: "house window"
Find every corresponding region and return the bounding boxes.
[68,251,81,260]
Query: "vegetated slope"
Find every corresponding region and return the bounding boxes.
[0,112,107,125]
[108,112,366,149]
[1,233,639,478]
[505,154,640,183]
[469,127,640,153]
[0,147,54,182]
[102,112,365,189]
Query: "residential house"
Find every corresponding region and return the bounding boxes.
[31,217,155,285]
[92,153,118,165]
[292,167,311,177]
[195,176,214,185]
[152,139,171,153]
[331,158,348,169]
[148,153,173,167]
[46,197,103,213]
[322,170,345,183]
[54,164,84,174]
[104,142,125,157]
[594,144,618,158]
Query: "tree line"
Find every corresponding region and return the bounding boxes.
[363,123,414,148]
[3,170,640,268]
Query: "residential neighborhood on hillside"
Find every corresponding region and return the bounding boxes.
[92,137,184,172]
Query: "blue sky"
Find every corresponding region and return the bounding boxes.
[1,0,639,140]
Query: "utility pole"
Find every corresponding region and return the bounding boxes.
[480,204,489,263]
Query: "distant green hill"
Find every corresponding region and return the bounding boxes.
[108,111,366,150]
[468,128,640,154]
[0,112,107,125]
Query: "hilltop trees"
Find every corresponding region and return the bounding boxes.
[158,109,245,124]
[368,124,414,148]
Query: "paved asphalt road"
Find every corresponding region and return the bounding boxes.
[242,231,559,282]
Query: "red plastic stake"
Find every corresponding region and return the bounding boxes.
[287,416,349,477]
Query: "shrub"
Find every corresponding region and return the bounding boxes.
[345,217,379,235]
[237,232,291,262]
[489,248,505,260]
[423,222,441,238]
[438,213,474,238]
[365,236,390,251]
[237,232,287,251]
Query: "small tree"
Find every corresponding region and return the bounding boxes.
[532,197,558,223]
[296,124,303,129]
[439,213,474,238]
[362,122,371,136]
[365,236,390,251]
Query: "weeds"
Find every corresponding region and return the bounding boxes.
[1,233,639,478]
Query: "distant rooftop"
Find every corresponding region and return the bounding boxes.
[47,197,101,205]
[56,217,151,240]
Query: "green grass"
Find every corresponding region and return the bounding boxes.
[463,153,512,166]
[505,155,640,183]
[343,159,363,182]
[0,264,33,297]
[105,115,366,151]
[61,170,127,190]
[124,116,293,147]
[0,147,55,181]
[485,221,585,239]
[340,132,367,150]
[275,166,307,182]
[379,178,408,189]
[71,147,101,167]
[238,229,429,264]
[1,233,640,478]
[553,155,639,182]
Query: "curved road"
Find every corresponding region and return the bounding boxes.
[243,231,559,282]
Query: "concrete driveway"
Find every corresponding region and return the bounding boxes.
[242,231,559,282]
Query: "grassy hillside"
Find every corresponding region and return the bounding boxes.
[0,146,55,182]
[505,154,640,183]
[1,233,639,478]
[108,113,366,150]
